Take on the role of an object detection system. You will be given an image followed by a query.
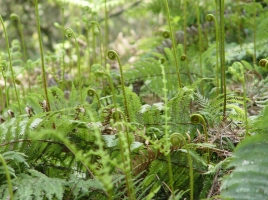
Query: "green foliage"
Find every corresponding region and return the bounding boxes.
[221,134,268,200]
[1,0,268,199]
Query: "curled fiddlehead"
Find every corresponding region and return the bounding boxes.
[65,27,74,38]
[180,54,187,61]
[259,59,268,69]
[65,27,82,102]
[205,14,214,22]
[180,54,191,83]
[190,114,206,125]
[162,30,170,39]
[190,114,209,164]
[107,50,130,122]
[170,132,194,200]
[87,88,101,109]
[170,132,185,148]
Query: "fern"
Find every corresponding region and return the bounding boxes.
[195,93,246,126]
[168,86,194,133]
[0,169,65,200]
[221,134,268,200]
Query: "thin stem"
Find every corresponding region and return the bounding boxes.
[61,4,66,89]
[65,28,82,103]
[206,14,219,96]
[0,60,9,108]
[104,0,109,69]
[185,143,194,200]
[34,0,51,111]
[160,59,174,198]
[242,78,249,137]
[253,0,257,66]
[0,154,14,200]
[0,15,22,114]
[10,13,30,92]
[183,0,187,54]
[163,0,182,88]
[196,2,204,94]
[107,50,130,122]
[219,0,226,119]
[235,0,242,49]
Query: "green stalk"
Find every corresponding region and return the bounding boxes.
[235,0,242,49]
[91,21,97,64]
[159,58,174,198]
[253,0,257,66]
[0,154,14,200]
[60,3,66,89]
[10,13,30,92]
[0,15,22,114]
[219,0,226,119]
[170,133,194,200]
[0,60,9,108]
[190,114,209,164]
[206,14,219,95]
[65,28,82,103]
[242,78,249,136]
[163,0,182,88]
[34,0,51,111]
[196,2,203,94]
[104,0,109,68]
[107,50,130,122]
[183,0,187,54]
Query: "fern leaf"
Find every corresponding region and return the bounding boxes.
[221,134,268,200]
[0,169,65,200]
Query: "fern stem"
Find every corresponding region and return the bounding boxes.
[235,0,242,49]
[10,13,30,92]
[65,27,82,103]
[34,0,51,111]
[169,132,194,199]
[107,50,130,122]
[183,0,187,54]
[181,54,192,84]
[104,0,109,68]
[206,14,219,96]
[0,60,9,108]
[0,15,22,114]
[253,0,257,67]
[0,154,14,200]
[87,88,101,109]
[242,78,249,137]
[159,58,174,198]
[117,122,136,200]
[196,2,204,94]
[190,114,210,164]
[60,3,66,90]
[163,0,182,88]
[219,0,226,119]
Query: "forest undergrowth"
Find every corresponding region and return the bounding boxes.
[1,0,268,199]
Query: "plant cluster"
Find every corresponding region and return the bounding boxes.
[1,0,268,199]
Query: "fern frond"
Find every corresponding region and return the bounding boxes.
[0,169,65,200]
[221,134,268,200]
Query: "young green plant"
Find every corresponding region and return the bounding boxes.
[34,0,51,111]
[0,15,22,113]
